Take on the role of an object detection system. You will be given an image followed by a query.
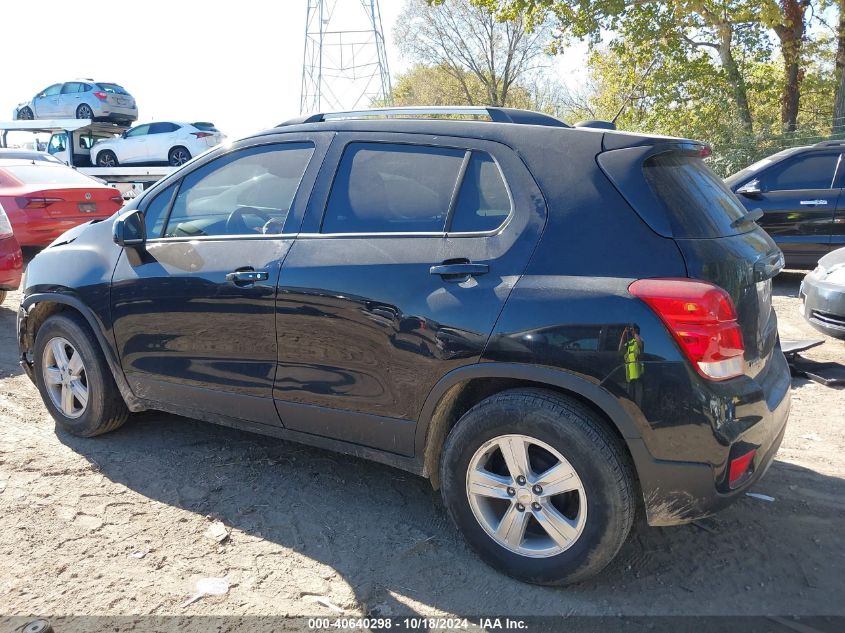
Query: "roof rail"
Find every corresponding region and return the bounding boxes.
[279,106,570,128]
[814,139,845,147]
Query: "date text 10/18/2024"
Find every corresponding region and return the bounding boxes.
[307,617,529,630]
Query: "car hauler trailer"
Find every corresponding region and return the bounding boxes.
[0,119,173,197]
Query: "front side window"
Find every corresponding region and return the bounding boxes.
[48,134,67,154]
[449,152,511,232]
[761,153,840,191]
[162,143,314,238]
[322,143,465,233]
[41,84,62,97]
[125,125,150,138]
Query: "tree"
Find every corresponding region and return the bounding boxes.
[476,0,816,132]
[833,0,845,133]
[396,0,555,107]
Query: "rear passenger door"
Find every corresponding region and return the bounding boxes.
[274,133,545,455]
[743,151,841,267]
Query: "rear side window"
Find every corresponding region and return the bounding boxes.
[149,122,179,134]
[450,152,511,232]
[61,83,82,94]
[760,153,839,191]
[643,153,747,238]
[322,143,465,233]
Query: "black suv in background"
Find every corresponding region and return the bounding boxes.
[17,107,791,585]
[726,140,845,268]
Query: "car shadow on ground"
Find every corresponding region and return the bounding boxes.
[56,410,845,616]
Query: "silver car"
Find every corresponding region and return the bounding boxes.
[13,80,138,124]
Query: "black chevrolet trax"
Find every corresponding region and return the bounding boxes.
[17,107,791,585]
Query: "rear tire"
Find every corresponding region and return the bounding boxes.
[440,388,635,585]
[96,151,118,167]
[0,290,6,305]
[17,106,34,120]
[168,146,191,166]
[76,103,94,119]
[33,313,128,437]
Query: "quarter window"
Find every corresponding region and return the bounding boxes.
[322,143,465,233]
[162,143,314,238]
[449,152,511,232]
[143,182,178,238]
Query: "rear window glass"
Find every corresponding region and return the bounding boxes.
[193,122,219,132]
[96,83,128,95]
[1,164,102,186]
[643,153,748,238]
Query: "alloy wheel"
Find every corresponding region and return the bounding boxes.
[99,153,116,167]
[77,105,93,119]
[170,149,190,166]
[42,337,89,419]
[466,434,587,558]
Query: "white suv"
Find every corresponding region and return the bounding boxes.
[90,122,225,167]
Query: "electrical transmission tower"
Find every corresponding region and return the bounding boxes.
[300,0,392,114]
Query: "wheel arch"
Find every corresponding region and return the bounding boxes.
[416,363,644,489]
[20,293,144,412]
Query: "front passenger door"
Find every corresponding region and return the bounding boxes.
[110,134,331,424]
[119,124,151,164]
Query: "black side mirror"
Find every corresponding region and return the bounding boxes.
[113,209,146,248]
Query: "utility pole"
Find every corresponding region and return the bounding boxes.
[301,0,392,114]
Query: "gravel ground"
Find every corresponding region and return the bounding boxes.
[0,272,843,619]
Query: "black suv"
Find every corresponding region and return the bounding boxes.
[17,107,791,585]
[726,140,845,268]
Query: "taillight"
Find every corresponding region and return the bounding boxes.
[111,195,124,205]
[0,207,12,238]
[16,196,64,209]
[629,278,745,381]
[93,91,108,101]
[191,132,213,138]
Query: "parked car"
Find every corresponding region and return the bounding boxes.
[90,122,225,167]
[0,159,123,247]
[0,149,63,164]
[726,140,845,268]
[17,107,791,586]
[0,202,23,305]
[800,246,845,340]
[13,80,138,125]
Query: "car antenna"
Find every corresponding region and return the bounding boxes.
[611,56,660,126]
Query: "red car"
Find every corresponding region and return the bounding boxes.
[0,203,23,305]
[0,160,123,247]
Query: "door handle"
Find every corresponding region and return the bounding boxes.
[225,269,269,285]
[430,261,489,281]
[799,199,828,206]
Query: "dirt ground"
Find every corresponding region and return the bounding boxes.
[0,271,843,619]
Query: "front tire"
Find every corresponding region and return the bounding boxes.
[96,150,118,167]
[17,106,34,120]
[33,313,128,437]
[76,103,94,119]
[168,146,191,166]
[440,389,635,585]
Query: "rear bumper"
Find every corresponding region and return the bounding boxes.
[800,276,845,340]
[0,236,23,290]
[631,351,792,526]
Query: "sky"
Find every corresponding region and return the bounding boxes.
[0,0,588,144]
